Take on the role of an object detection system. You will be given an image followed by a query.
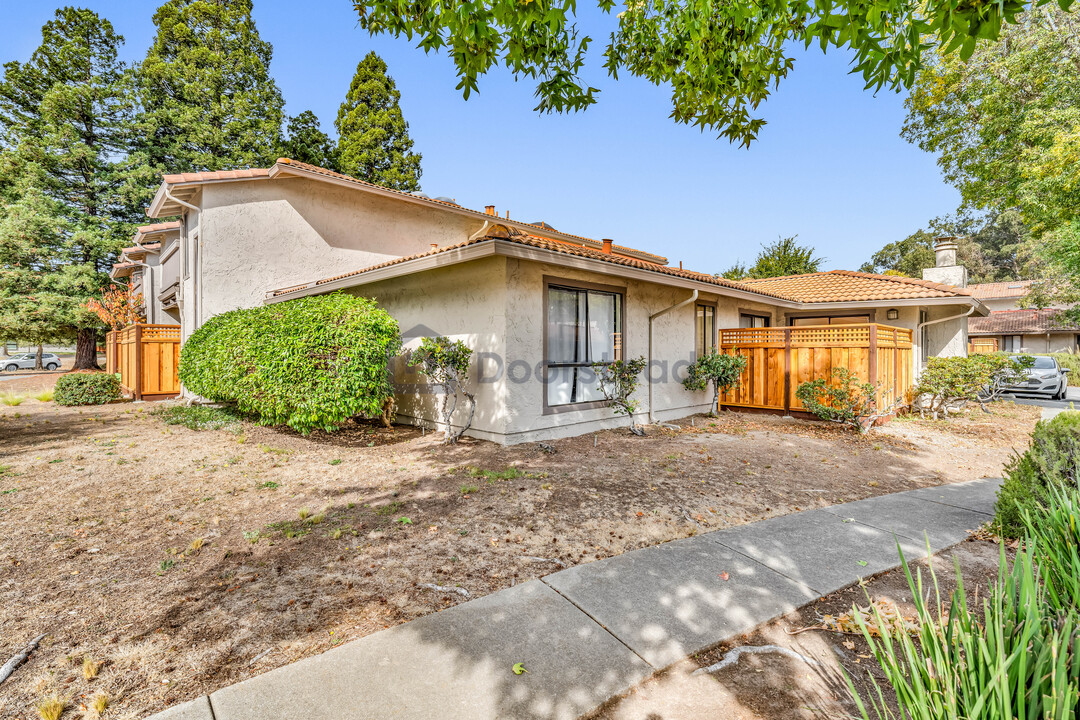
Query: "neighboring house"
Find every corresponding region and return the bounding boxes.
[967,280,1078,353]
[141,159,986,444]
[110,221,182,326]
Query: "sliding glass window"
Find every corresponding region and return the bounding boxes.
[545,283,623,408]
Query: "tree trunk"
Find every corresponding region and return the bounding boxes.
[73,329,100,370]
[34,345,44,370]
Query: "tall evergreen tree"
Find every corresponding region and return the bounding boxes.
[722,236,824,279]
[0,7,137,368]
[137,0,285,176]
[281,110,339,170]
[336,52,421,190]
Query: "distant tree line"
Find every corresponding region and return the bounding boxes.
[0,1,422,368]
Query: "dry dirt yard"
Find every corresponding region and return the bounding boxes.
[0,398,1038,719]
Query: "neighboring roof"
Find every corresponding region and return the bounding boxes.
[121,242,161,254]
[969,280,1034,300]
[735,270,973,303]
[136,221,181,234]
[969,308,1078,335]
[269,228,792,301]
[148,159,668,265]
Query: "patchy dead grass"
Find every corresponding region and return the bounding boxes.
[0,399,1037,718]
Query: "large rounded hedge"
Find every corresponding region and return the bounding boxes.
[179,293,401,433]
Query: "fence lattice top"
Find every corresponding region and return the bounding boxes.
[719,324,913,349]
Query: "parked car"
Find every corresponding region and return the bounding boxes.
[1003,355,1071,400]
[3,353,61,371]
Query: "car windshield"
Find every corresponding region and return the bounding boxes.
[1032,357,1057,370]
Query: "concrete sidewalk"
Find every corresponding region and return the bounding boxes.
[153,478,1000,720]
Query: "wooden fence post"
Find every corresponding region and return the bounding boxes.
[133,324,143,401]
[868,324,879,408]
[782,327,792,416]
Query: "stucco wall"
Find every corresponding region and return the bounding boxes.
[348,256,510,442]
[924,305,969,359]
[1020,333,1079,354]
[191,177,485,336]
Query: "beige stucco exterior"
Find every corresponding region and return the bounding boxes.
[172,177,489,342]
[152,167,986,444]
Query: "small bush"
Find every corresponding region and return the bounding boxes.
[995,411,1080,537]
[682,349,746,416]
[54,372,121,406]
[795,367,896,433]
[592,356,648,435]
[408,336,475,444]
[914,354,1032,418]
[179,292,401,434]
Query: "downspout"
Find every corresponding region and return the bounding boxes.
[164,187,199,213]
[916,304,976,365]
[648,289,698,424]
[468,220,491,242]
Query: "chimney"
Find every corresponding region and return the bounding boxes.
[921,236,967,288]
[484,205,496,216]
[430,243,438,252]
[933,237,958,267]
[601,238,613,255]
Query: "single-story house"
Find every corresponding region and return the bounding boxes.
[967,280,1078,353]
[136,159,986,443]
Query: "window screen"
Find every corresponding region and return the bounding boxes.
[546,285,622,406]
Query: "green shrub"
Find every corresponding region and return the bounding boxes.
[914,354,1033,418]
[681,349,746,416]
[795,367,895,433]
[179,292,401,434]
[994,411,1080,537]
[54,372,121,406]
[847,544,1080,719]
[592,356,648,435]
[408,336,475,444]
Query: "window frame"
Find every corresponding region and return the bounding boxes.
[696,302,718,357]
[787,313,870,326]
[738,312,771,329]
[541,276,626,415]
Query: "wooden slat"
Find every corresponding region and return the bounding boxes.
[719,323,914,416]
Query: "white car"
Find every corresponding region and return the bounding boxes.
[3,353,61,371]
[1003,355,1071,400]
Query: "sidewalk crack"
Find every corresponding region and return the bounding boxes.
[540,578,655,669]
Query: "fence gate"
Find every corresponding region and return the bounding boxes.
[105,324,181,400]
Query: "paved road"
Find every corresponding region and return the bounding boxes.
[1001,386,1079,418]
[151,478,1002,720]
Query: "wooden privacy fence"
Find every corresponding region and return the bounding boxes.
[717,324,914,416]
[105,324,182,401]
[969,337,999,355]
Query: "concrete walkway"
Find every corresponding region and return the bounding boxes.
[153,478,1001,720]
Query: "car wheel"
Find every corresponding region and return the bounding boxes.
[45,362,59,370]
[4,364,16,372]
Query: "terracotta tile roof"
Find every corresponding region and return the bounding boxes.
[969,309,1078,335]
[112,262,137,270]
[270,229,794,301]
[121,242,161,254]
[736,270,972,303]
[969,280,1034,299]
[136,221,181,234]
[162,168,270,184]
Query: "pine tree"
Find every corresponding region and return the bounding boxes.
[0,8,137,368]
[281,110,339,170]
[336,52,421,190]
[137,0,285,175]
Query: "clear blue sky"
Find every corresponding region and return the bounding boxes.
[3,0,960,272]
